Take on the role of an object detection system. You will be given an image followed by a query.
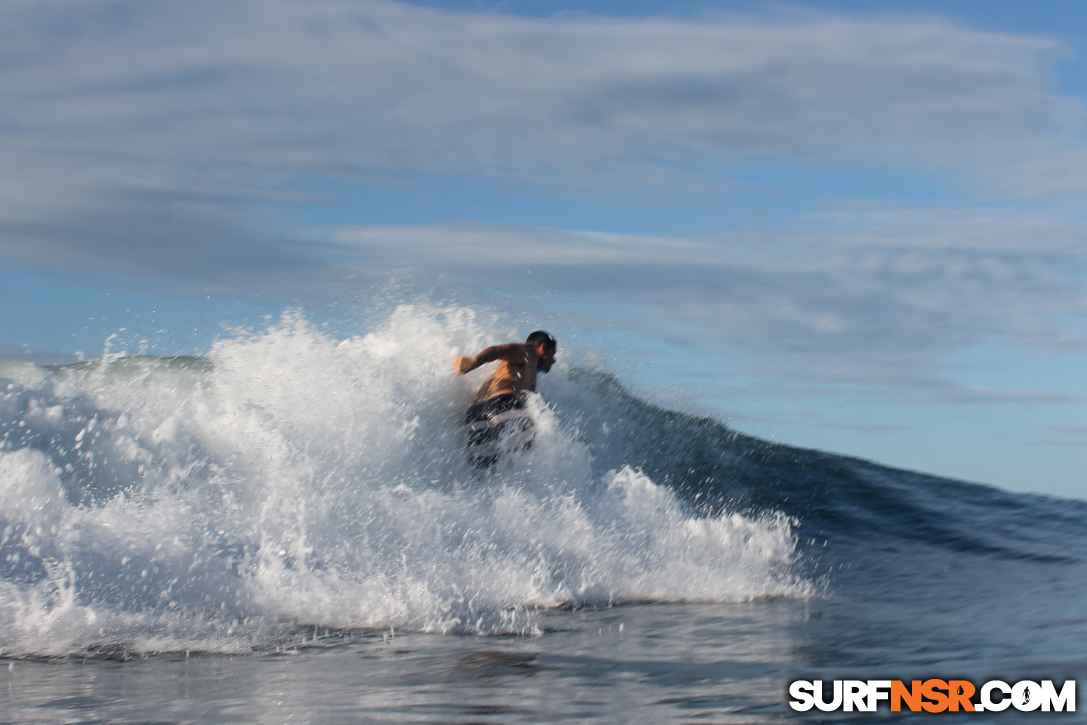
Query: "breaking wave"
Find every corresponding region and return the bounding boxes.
[0,306,806,658]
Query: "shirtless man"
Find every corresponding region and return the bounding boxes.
[453,331,557,467]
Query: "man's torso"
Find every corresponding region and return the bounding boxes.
[473,352,537,404]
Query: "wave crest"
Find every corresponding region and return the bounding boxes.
[0,307,806,657]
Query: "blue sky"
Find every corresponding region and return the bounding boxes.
[2,0,1086,499]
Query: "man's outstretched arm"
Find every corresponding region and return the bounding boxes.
[453,344,527,375]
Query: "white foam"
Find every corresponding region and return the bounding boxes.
[0,306,807,657]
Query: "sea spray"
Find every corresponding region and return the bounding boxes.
[0,306,807,658]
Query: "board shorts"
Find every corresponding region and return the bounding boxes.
[464,393,534,468]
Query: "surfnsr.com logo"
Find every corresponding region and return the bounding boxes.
[789,679,1076,713]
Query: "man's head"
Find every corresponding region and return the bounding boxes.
[526,330,556,372]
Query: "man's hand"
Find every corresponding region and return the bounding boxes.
[453,355,475,375]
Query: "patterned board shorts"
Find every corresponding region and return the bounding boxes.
[464,393,535,468]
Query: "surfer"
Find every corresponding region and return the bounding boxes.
[453,331,557,467]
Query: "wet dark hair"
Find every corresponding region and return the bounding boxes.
[525,330,556,351]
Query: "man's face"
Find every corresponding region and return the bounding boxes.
[535,344,556,372]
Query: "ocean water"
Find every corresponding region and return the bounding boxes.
[1,307,1084,723]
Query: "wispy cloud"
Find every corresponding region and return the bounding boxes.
[3,0,1084,223]
[0,201,315,282]
[319,214,1087,397]
[1030,424,1087,448]
[3,0,1087,405]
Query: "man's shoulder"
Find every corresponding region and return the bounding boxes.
[495,342,531,361]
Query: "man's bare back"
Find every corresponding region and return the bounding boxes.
[453,332,557,404]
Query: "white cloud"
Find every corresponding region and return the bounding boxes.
[2,0,1084,218]
[1033,424,1087,447]
[3,0,1087,405]
[323,222,705,266]
[319,214,1087,396]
